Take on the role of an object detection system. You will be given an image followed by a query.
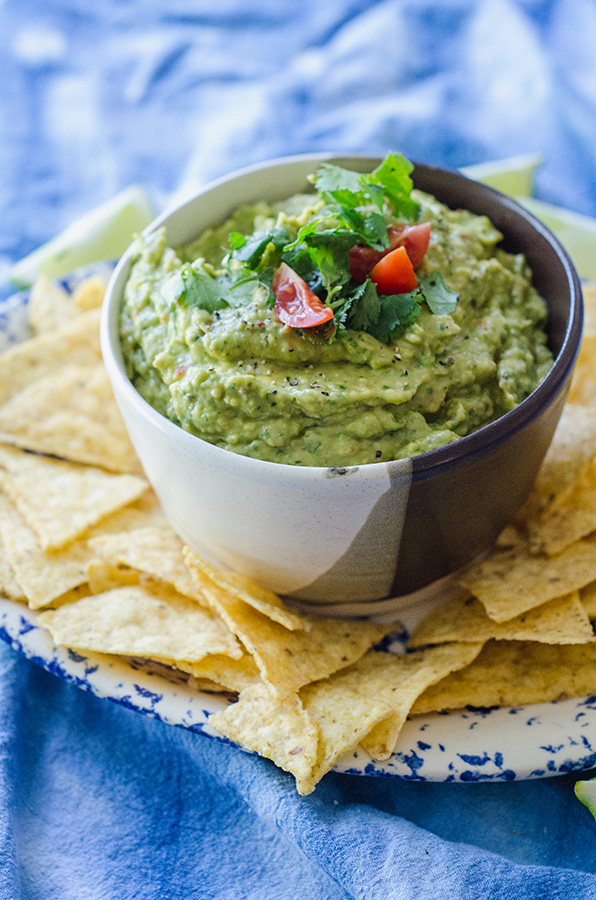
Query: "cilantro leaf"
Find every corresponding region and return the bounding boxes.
[191,153,434,344]
[343,280,422,342]
[363,153,420,220]
[419,272,459,315]
[281,244,319,284]
[302,229,359,292]
[344,207,388,249]
[228,231,247,250]
[232,226,289,269]
[162,264,229,311]
[344,281,380,332]
[313,163,363,195]
[224,272,266,307]
[285,224,360,296]
[313,155,419,249]
[162,263,259,312]
[313,167,391,250]
[373,291,422,342]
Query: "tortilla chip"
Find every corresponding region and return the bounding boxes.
[516,405,596,526]
[0,485,168,610]
[86,559,141,593]
[298,678,392,792]
[0,445,147,550]
[456,533,596,622]
[45,583,96,609]
[179,552,306,631]
[568,335,596,407]
[178,653,261,692]
[0,521,26,602]
[526,456,596,556]
[495,523,527,549]
[37,583,242,662]
[307,642,483,764]
[0,495,96,608]
[411,640,596,714]
[580,582,596,618]
[0,308,101,406]
[28,276,78,333]
[184,546,390,697]
[409,590,594,647]
[86,491,168,537]
[583,283,596,329]
[188,676,235,694]
[568,285,596,406]
[71,275,106,311]
[208,684,319,793]
[206,644,483,793]
[89,526,207,604]
[0,363,141,473]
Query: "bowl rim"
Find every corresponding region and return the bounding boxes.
[101,151,583,480]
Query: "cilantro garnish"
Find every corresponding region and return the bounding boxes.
[166,153,459,339]
[342,281,422,342]
[313,152,420,249]
[231,226,289,269]
[286,224,359,296]
[364,153,421,221]
[162,263,260,311]
[161,264,231,312]
[418,272,459,315]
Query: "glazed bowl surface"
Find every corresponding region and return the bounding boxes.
[101,153,582,612]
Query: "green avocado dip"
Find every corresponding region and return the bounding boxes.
[120,153,553,467]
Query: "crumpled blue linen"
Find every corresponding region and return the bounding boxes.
[2,1,596,897]
[2,644,596,900]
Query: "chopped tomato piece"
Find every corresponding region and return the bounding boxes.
[347,245,385,283]
[370,246,418,295]
[348,222,431,281]
[395,222,431,269]
[272,262,334,328]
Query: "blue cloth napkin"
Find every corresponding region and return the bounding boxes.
[1,644,596,899]
[2,1,596,897]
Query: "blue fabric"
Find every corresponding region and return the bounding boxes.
[2,1,596,896]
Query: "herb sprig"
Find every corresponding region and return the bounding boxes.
[161,153,459,342]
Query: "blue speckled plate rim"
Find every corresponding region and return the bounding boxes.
[3,598,596,783]
[1,274,596,783]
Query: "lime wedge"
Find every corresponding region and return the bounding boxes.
[461,153,543,198]
[8,185,156,289]
[575,777,596,821]
[516,196,596,281]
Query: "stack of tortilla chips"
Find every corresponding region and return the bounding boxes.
[2,276,596,795]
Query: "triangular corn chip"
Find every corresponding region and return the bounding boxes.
[0,308,101,405]
[37,583,242,662]
[0,363,141,473]
[409,590,594,647]
[208,684,319,792]
[411,640,596,715]
[179,552,305,631]
[184,546,390,697]
[0,445,147,550]
[456,534,596,622]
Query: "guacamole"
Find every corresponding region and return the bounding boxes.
[120,156,553,467]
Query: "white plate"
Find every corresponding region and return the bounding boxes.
[2,281,596,783]
[3,597,596,782]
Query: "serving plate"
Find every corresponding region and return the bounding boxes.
[2,596,596,782]
[1,279,596,784]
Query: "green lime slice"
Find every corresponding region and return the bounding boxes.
[575,776,596,821]
[461,153,543,198]
[515,196,596,281]
[8,185,156,289]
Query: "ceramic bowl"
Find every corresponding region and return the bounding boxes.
[101,154,582,614]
